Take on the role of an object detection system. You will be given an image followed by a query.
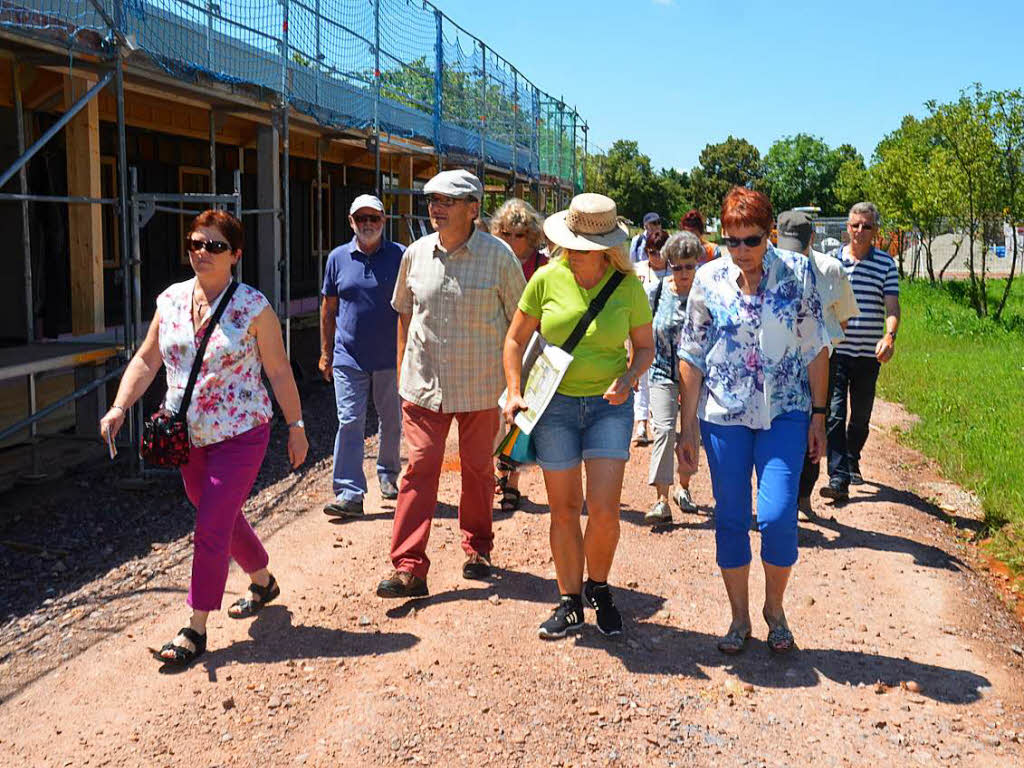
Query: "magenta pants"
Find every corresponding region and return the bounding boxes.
[180,422,271,611]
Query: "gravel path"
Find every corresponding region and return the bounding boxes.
[0,383,1022,767]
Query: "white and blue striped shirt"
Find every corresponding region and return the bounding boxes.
[831,247,899,359]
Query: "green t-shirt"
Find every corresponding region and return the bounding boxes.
[518,260,653,397]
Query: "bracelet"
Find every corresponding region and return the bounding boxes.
[111,404,126,413]
[811,405,827,415]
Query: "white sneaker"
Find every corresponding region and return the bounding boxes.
[672,487,698,513]
[644,500,672,524]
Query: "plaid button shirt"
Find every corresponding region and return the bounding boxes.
[392,229,526,413]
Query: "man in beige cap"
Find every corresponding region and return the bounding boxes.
[377,169,527,598]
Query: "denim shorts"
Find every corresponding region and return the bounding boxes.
[531,392,634,471]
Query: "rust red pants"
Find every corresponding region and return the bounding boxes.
[390,400,499,579]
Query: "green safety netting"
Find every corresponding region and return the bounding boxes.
[5,0,585,186]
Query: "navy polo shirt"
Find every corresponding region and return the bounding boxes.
[322,237,405,372]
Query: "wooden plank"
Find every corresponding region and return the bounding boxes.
[63,73,104,336]
[397,156,414,246]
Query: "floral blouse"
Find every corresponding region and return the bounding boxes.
[157,278,273,447]
[677,245,829,429]
[649,277,688,384]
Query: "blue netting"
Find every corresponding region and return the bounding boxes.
[2,0,584,186]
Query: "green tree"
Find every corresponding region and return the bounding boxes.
[689,136,763,220]
[988,88,1024,320]
[655,167,694,228]
[583,140,661,224]
[928,85,1001,316]
[761,134,861,215]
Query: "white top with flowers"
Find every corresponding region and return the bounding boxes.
[157,278,273,447]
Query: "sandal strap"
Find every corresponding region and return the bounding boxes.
[246,575,277,601]
[178,626,205,646]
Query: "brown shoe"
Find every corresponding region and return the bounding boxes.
[376,570,428,598]
[462,553,492,580]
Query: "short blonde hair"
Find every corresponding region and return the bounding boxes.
[491,198,545,250]
[552,242,633,275]
[662,232,702,266]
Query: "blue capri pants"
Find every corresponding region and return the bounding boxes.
[699,410,809,569]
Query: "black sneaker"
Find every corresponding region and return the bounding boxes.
[462,553,492,580]
[583,580,623,636]
[849,462,864,485]
[819,479,849,501]
[324,498,364,518]
[538,595,584,639]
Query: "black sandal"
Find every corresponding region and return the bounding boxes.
[228,574,280,619]
[500,486,522,513]
[152,626,206,667]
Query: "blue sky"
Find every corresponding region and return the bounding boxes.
[435,0,1023,171]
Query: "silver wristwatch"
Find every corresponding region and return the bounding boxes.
[288,419,305,429]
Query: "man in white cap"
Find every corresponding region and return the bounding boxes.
[377,169,526,598]
[320,194,405,518]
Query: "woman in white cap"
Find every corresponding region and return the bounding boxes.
[503,193,654,639]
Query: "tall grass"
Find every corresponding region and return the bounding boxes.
[876,279,1024,549]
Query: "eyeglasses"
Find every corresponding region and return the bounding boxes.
[849,222,874,231]
[720,233,765,248]
[186,238,231,254]
[645,248,663,256]
[353,214,383,224]
[427,195,460,208]
[670,263,697,272]
[500,230,528,240]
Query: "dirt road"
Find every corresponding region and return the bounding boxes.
[1,387,1022,767]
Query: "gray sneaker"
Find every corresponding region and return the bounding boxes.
[672,487,698,513]
[323,498,364,518]
[644,500,672,524]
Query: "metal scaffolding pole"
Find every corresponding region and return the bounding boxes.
[478,41,486,179]
[209,109,216,193]
[433,10,443,173]
[373,0,382,196]
[316,137,324,300]
[571,110,578,194]
[12,62,32,344]
[281,0,292,360]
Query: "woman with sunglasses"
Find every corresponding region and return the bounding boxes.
[644,232,702,524]
[490,198,549,513]
[98,209,308,668]
[631,229,669,447]
[676,187,829,655]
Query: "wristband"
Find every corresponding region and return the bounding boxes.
[111,404,126,413]
[811,406,827,415]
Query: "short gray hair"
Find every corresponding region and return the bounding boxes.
[848,201,880,226]
[662,231,703,266]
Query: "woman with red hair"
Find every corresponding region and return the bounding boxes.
[678,209,718,264]
[675,187,829,655]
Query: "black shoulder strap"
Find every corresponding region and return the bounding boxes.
[178,281,239,417]
[561,270,626,355]
[653,275,664,310]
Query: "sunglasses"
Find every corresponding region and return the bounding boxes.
[671,263,697,272]
[500,230,528,240]
[427,196,460,208]
[353,214,383,224]
[720,234,765,248]
[186,238,231,254]
[849,223,874,231]
[645,248,663,256]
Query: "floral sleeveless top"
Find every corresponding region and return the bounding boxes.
[156,278,273,447]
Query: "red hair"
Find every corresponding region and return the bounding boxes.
[721,187,773,234]
[189,209,245,252]
[678,209,705,235]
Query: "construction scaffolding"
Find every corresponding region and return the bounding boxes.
[0,0,588,479]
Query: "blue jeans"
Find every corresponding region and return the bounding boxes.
[332,366,401,502]
[826,353,880,484]
[531,392,634,471]
[700,411,808,569]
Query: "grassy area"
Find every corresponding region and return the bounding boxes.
[876,278,1024,567]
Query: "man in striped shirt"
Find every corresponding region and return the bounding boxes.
[820,202,902,501]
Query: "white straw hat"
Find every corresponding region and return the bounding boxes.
[543,193,629,251]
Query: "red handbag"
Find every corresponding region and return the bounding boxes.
[140,281,238,467]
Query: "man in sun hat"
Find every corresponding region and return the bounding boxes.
[320,193,405,520]
[377,169,527,599]
[775,209,858,518]
[629,211,662,263]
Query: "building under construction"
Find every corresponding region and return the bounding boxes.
[0,0,588,484]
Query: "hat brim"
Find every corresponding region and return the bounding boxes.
[776,234,808,252]
[543,211,629,251]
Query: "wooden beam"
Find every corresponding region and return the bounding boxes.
[63,73,104,335]
[397,156,414,246]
